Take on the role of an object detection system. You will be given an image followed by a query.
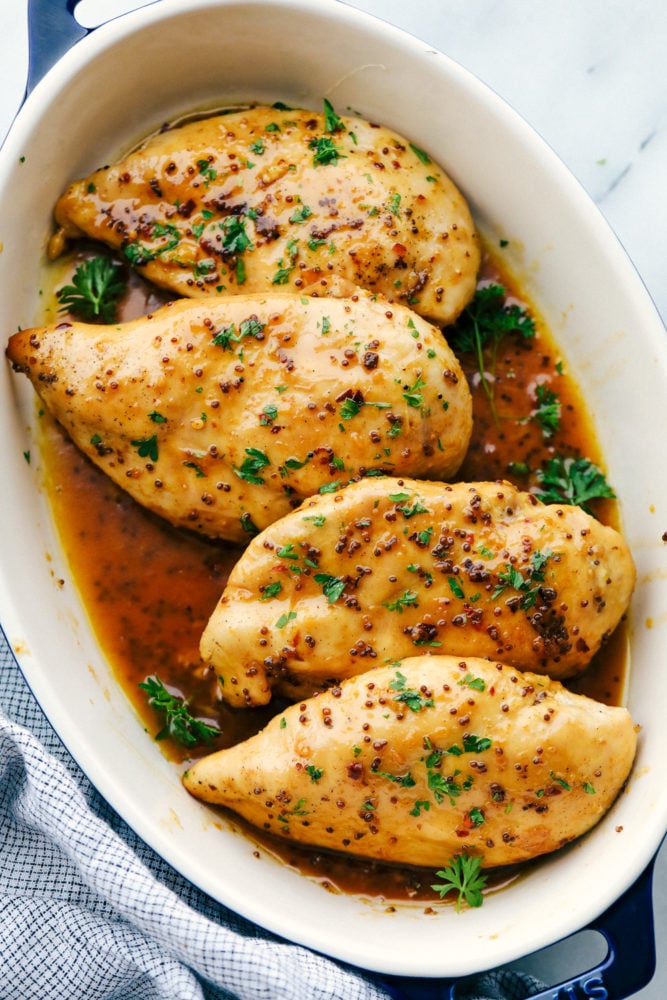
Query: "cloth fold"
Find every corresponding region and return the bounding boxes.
[0,636,546,1000]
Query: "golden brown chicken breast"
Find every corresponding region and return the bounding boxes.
[6,294,472,542]
[183,655,636,870]
[50,104,480,326]
[200,477,635,702]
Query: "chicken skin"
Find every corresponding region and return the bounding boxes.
[201,478,635,703]
[183,655,636,870]
[50,104,480,326]
[6,294,472,543]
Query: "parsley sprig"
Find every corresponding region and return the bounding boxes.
[431,854,487,911]
[449,283,535,420]
[139,675,220,748]
[57,256,127,323]
[535,455,615,515]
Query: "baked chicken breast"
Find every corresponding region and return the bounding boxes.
[201,477,635,703]
[6,294,472,542]
[50,104,480,326]
[183,655,636,870]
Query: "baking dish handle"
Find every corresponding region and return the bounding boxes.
[26,0,90,95]
[376,852,657,1000]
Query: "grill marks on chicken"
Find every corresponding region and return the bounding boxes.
[6,293,472,543]
[50,106,480,326]
[200,478,635,704]
[183,655,636,869]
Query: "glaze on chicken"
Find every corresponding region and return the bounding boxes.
[50,105,480,326]
[200,477,635,703]
[183,655,636,869]
[6,293,472,542]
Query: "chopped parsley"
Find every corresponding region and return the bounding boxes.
[276,610,297,629]
[220,215,253,256]
[131,435,158,462]
[402,375,427,408]
[259,581,282,601]
[409,142,431,165]
[372,767,416,788]
[532,383,561,437]
[233,447,270,484]
[309,136,346,166]
[383,590,419,613]
[211,315,265,351]
[457,673,486,692]
[492,549,554,609]
[303,514,326,527]
[313,573,346,604]
[272,238,299,284]
[448,734,493,755]
[468,807,485,827]
[392,494,429,518]
[260,403,278,425]
[319,480,340,494]
[323,98,344,133]
[389,670,434,712]
[276,543,299,560]
[197,158,217,184]
[182,460,205,478]
[240,512,259,536]
[289,203,312,224]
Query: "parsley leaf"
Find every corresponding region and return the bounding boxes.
[314,573,346,604]
[57,256,126,323]
[492,549,554,608]
[409,142,432,165]
[402,375,427,408]
[323,98,344,133]
[383,590,419,613]
[139,675,220,748]
[309,136,346,166]
[276,610,297,629]
[233,447,270,484]
[259,581,282,601]
[535,455,615,514]
[131,435,158,462]
[431,854,487,911]
[457,673,486,692]
[532,383,561,437]
[289,203,312,224]
[389,670,434,712]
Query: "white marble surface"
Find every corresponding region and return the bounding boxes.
[0,1,665,996]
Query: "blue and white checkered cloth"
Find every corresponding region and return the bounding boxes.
[0,631,546,1000]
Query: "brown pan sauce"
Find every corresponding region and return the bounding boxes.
[39,241,627,904]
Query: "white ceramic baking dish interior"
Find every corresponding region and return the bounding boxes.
[1,0,666,981]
